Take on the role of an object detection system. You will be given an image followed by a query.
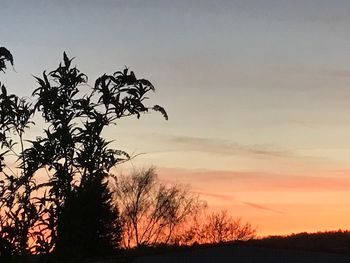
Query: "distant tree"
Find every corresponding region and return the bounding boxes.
[0,48,167,259]
[181,210,256,245]
[113,167,205,248]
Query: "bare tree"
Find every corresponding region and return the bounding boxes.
[113,167,206,248]
[181,210,256,245]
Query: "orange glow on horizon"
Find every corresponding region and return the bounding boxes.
[20,165,350,240]
[156,167,350,237]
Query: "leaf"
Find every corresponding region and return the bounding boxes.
[63,51,71,68]
[139,79,155,91]
[0,47,14,72]
[1,85,7,96]
[153,105,168,120]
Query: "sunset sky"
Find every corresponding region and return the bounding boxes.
[2,0,350,236]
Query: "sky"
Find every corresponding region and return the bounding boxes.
[2,0,350,236]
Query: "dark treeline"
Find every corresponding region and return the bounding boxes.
[127,230,350,256]
[77,230,350,262]
[247,230,350,254]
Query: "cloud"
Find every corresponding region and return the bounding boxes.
[242,202,285,215]
[193,191,235,202]
[191,191,285,214]
[189,190,285,214]
[158,167,350,192]
[319,69,350,78]
[157,134,306,159]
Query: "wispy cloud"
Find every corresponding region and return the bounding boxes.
[320,69,350,78]
[192,191,285,214]
[158,167,350,192]
[193,191,235,202]
[190,190,285,214]
[155,134,310,159]
[242,202,285,215]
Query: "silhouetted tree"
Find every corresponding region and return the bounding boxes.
[181,210,256,245]
[29,53,167,258]
[0,48,167,259]
[114,167,205,248]
[55,179,122,259]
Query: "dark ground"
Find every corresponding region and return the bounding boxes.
[131,245,350,263]
[86,242,350,263]
[10,231,350,262]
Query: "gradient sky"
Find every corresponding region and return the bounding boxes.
[2,0,350,236]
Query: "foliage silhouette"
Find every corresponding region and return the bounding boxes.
[0,47,36,257]
[0,48,167,260]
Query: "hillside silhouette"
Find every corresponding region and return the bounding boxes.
[81,231,350,263]
[248,230,350,254]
